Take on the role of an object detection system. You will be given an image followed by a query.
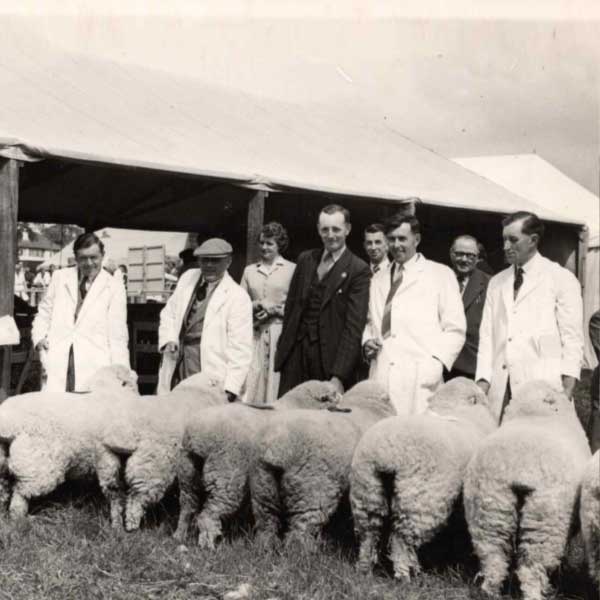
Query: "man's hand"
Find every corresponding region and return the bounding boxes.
[225,390,238,403]
[476,379,490,395]
[36,338,49,352]
[561,375,576,399]
[161,342,178,355]
[329,377,344,395]
[363,338,382,361]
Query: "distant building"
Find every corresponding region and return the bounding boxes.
[18,232,61,271]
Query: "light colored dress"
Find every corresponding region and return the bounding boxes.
[240,257,295,404]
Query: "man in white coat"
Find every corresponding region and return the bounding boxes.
[476,211,583,422]
[363,215,466,415]
[157,238,253,401]
[32,233,130,392]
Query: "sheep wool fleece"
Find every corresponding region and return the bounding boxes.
[463,381,591,600]
[350,377,497,581]
[580,451,600,587]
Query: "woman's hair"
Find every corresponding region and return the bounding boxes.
[259,222,289,254]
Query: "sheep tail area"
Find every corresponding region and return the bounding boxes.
[250,446,285,538]
[349,460,395,573]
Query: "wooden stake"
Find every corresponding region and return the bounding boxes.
[0,159,19,401]
[246,191,266,265]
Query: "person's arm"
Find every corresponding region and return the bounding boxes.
[589,309,600,362]
[31,270,57,350]
[158,272,191,353]
[556,270,584,393]
[107,276,130,368]
[475,283,495,393]
[223,289,254,397]
[431,268,467,370]
[330,262,371,383]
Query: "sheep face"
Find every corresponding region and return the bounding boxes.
[84,364,139,394]
[277,380,342,410]
[427,377,496,434]
[503,380,571,421]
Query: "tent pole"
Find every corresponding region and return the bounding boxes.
[246,190,266,264]
[578,225,588,291]
[0,159,19,401]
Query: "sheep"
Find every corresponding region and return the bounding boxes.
[250,380,394,543]
[173,380,340,548]
[0,365,139,522]
[100,372,229,531]
[349,377,496,580]
[580,451,600,588]
[463,380,591,600]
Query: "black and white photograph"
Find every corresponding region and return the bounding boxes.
[0,2,598,598]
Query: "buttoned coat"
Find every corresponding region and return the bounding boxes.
[31,267,130,392]
[476,253,583,421]
[363,255,466,415]
[275,247,370,385]
[157,269,253,396]
[453,268,490,376]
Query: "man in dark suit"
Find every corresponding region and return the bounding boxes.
[275,204,370,396]
[447,235,490,379]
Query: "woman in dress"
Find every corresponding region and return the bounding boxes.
[241,222,295,404]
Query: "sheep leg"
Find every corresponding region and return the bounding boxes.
[249,463,282,538]
[194,454,248,549]
[389,534,420,581]
[124,443,177,532]
[8,491,29,518]
[350,468,388,573]
[0,444,11,512]
[516,488,573,600]
[464,480,517,596]
[174,450,202,542]
[96,448,126,530]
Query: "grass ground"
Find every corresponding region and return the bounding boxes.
[0,373,595,600]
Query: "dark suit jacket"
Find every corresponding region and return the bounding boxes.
[275,247,370,383]
[453,268,490,376]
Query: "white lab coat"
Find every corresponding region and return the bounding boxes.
[31,267,130,392]
[157,269,253,396]
[363,255,466,416]
[476,252,583,420]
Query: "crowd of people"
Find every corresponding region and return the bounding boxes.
[28,205,599,451]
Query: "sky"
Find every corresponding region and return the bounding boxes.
[1,1,598,195]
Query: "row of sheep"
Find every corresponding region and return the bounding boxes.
[0,366,597,600]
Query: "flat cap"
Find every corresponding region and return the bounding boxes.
[193,238,233,258]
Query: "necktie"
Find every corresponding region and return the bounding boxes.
[381,263,404,339]
[317,252,334,281]
[513,266,524,300]
[458,277,466,294]
[196,279,208,302]
[79,277,88,300]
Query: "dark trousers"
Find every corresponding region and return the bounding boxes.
[278,336,326,398]
[444,367,475,382]
[588,366,600,453]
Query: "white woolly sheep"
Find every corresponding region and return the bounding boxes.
[580,450,600,588]
[463,381,591,600]
[349,377,496,580]
[100,372,228,531]
[173,380,340,548]
[250,380,394,543]
[0,365,139,522]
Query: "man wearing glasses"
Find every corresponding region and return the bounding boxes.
[32,232,130,392]
[448,235,490,380]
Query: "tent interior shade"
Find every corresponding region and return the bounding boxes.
[0,27,583,228]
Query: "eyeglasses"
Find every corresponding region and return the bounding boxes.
[451,251,478,260]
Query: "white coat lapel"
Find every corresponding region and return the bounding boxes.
[76,270,109,324]
[500,269,514,314]
[63,268,79,305]
[514,265,542,305]
[205,273,230,320]
[395,256,425,296]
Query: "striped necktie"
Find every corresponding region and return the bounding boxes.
[381,263,404,339]
[513,266,524,300]
[317,252,334,281]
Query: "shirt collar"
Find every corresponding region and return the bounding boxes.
[324,245,346,264]
[393,252,420,272]
[256,256,285,275]
[371,256,390,274]
[518,251,540,275]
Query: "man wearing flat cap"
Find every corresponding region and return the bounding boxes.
[156,238,253,400]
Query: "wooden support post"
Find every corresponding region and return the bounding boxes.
[577,226,589,288]
[246,190,266,265]
[0,159,19,401]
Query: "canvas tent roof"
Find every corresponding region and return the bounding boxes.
[453,154,599,242]
[0,25,582,231]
